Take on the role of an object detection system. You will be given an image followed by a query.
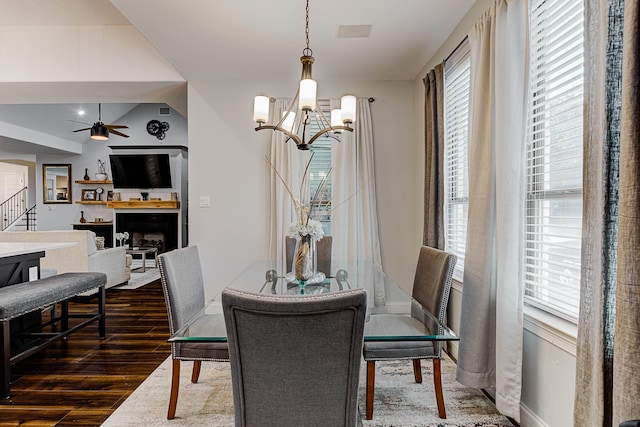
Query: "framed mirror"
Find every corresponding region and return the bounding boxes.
[43,164,72,204]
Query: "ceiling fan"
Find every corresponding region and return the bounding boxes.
[71,104,129,140]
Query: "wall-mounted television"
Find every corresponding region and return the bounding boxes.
[109,154,172,189]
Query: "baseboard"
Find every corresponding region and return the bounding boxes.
[520,402,550,427]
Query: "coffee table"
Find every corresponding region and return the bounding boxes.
[125,247,158,272]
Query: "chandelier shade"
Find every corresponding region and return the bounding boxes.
[253,0,356,150]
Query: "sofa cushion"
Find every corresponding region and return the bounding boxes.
[86,231,98,255]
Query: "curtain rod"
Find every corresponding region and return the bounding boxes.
[269,97,375,102]
[444,35,469,63]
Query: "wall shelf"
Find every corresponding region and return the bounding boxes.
[107,200,180,209]
[76,201,108,205]
[75,180,113,184]
[72,222,112,225]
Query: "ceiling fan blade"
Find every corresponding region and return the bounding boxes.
[109,129,130,138]
[73,128,92,132]
[105,124,128,129]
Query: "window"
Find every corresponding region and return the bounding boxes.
[308,99,333,235]
[444,41,471,282]
[524,0,584,321]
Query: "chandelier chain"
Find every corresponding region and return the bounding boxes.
[304,0,312,56]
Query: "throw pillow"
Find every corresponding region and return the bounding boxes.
[95,236,105,250]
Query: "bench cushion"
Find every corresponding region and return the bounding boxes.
[0,272,106,321]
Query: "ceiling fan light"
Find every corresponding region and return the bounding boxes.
[91,125,109,140]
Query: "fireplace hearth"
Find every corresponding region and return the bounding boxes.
[116,213,178,253]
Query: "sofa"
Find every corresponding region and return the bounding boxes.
[0,230,131,289]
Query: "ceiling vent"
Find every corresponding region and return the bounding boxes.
[159,107,171,116]
[337,25,371,38]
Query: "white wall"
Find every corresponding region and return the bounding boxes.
[187,79,419,300]
[415,1,577,425]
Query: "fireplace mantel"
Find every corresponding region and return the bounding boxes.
[107,201,180,209]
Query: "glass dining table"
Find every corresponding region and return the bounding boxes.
[169,260,459,344]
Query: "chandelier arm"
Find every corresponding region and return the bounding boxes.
[315,107,333,129]
[273,90,301,129]
[255,125,303,146]
[306,126,353,146]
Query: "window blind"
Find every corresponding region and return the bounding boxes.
[444,41,471,282]
[524,0,584,321]
[309,99,333,234]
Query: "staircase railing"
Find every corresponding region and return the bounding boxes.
[1,187,29,231]
[24,205,37,230]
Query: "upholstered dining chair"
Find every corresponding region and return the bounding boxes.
[363,245,456,420]
[158,246,229,420]
[222,287,367,427]
[286,235,332,276]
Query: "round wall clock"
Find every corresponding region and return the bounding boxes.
[147,120,170,140]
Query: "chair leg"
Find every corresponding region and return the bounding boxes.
[168,359,180,420]
[366,360,376,420]
[412,359,423,383]
[191,360,201,383]
[432,358,446,418]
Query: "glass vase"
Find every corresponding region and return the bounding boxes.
[293,234,317,289]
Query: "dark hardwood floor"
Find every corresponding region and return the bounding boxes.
[0,279,170,426]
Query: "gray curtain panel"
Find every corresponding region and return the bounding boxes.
[613,0,640,422]
[575,0,640,424]
[423,64,445,249]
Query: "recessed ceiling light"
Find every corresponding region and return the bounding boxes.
[78,109,85,116]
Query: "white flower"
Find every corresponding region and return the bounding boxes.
[115,232,129,241]
[288,219,324,241]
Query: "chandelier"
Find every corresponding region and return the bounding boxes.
[252,0,356,150]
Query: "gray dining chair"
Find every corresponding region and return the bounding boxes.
[158,246,229,420]
[222,287,367,427]
[363,246,456,420]
[286,235,332,276]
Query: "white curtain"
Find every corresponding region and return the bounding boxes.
[268,99,310,272]
[455,0,528,421]
[331,98,382,268]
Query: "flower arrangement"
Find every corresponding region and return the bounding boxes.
[115,232,129,247]
[96,159,108,180]
[266,154,332,283]
[266,154,330,243]
[288,219,324,241]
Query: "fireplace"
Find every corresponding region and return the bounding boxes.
[116,213,178,253]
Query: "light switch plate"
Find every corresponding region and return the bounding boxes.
[199,196,211,208]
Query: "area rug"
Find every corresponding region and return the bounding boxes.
[114,260,160,290]
[102,353,513,427]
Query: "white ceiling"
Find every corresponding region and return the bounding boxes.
[111,0,477,82]
[0,0,477,152]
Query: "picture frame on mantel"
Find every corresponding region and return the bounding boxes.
[81,189,96,201]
